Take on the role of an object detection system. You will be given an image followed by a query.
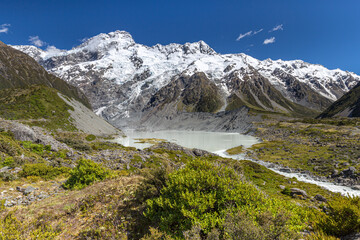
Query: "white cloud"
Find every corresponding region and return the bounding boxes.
[236,28,263,41]
[263,37,276,45]
[236,31,253,41]
[29,36,46,47]
[0,24,10,34]
[269,24,283,32]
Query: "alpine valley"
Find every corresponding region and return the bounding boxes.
[13,30,360,131]
[1,30,360,240]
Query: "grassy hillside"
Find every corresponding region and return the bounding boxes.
[0,41,91,109]
[0,85,77,131]
[318,82,360,118]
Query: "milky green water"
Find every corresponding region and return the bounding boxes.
[114,129,259,152]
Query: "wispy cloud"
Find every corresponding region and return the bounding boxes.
[29,36,46,47]
[263,37,276,45]
[269,24,283,32]
[0,24,10,34]
[236,31,252,41]
[254,29,263,34]
[236,28,263,41]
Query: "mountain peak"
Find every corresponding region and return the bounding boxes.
[77,30,135,52]
[183,40,216,55]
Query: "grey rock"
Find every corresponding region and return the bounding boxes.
[0,166,11,173]
[290,188,308,198]
[11,124,37,142]
[280,168,292,173]
[37,193,49,199]
[314,194,327,202]
[279,185,285,190]
[4,200,15,207]
[342,167,356,177]
[23,186,36,196]
[351,185,360,190]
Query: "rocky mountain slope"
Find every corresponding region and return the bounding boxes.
[0,41,90,109]
[318,82,360,118]
[0,42,120,136]
[13,31,360,129]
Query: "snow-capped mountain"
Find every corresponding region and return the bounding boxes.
[13,30,360,128]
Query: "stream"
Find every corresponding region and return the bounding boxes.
[115,129,360,197]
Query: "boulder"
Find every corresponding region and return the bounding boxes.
[342,167,356,177]
[11,124,37,142]
[23,186,36,196]
[290,188,308,198]
[280,168,292,173]
[314,194,327,202]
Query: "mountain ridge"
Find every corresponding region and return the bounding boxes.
[12,30,360,129]
[318,82,360,118]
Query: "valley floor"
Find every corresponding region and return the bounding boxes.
[0,118,359,239]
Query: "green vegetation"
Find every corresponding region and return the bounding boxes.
[22,141,51,155]
[145,159,306,239]
[0,85,77,131]
[0,41,90,108]
[250,120,360,177]
[20,163,70,180]
[319,82,360,118]
[85,134,96,141]
[314,195,360,237]
[225,145,244,155]
[63,158,110,190]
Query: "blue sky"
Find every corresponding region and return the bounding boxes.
[1,0,360,73]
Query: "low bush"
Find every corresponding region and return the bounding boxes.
[0,156,14,168]
[314,195,360,237]
[145,159,306,238]
[63,158,110,190]
[22,141,47,155]
[85,134,96,141]
[20,163,70,180]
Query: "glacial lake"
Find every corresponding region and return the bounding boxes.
[114,129,360,196]
[114,129,260,152]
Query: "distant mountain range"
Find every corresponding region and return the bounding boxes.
[12,30,360,128]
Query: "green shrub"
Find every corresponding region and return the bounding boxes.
[20,163,70,180]
[305,231,339,240]
[85,134,96,141]
[281,187,292,196]
[0,212,22,240]
[0,157,14,168]
[63,159,110,190]
[314,195,360,237]
[22,141,45,154]
[145,159,306,238]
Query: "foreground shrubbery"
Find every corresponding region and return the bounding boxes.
[63,158,110,190]
[20,163,70,180]
[314,195,360,237]
[145,159,307,239]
